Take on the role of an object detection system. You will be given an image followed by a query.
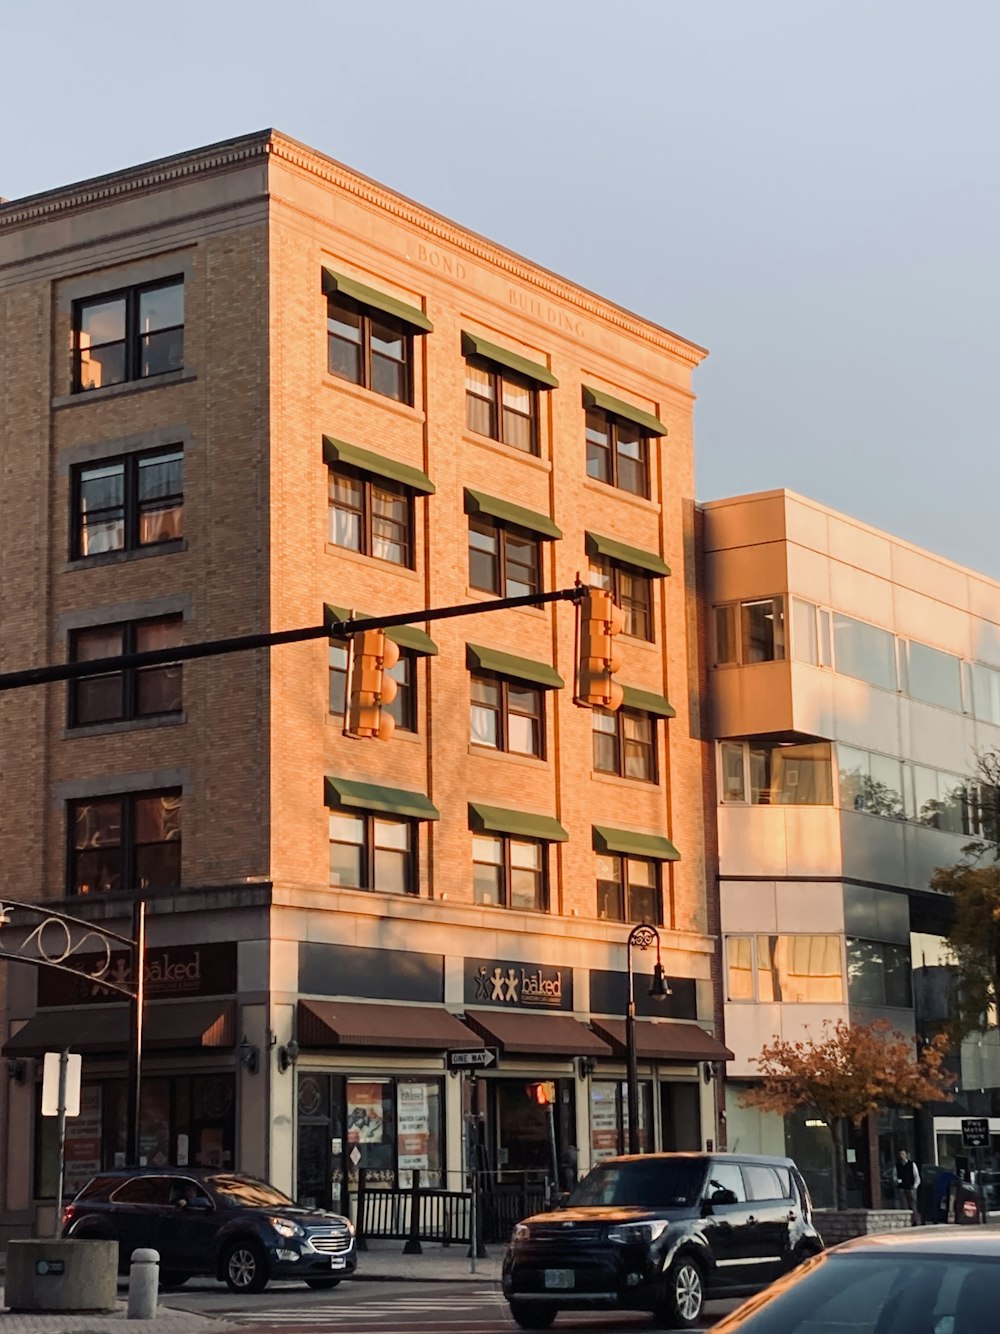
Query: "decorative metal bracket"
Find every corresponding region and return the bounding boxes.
[0,900,138,998]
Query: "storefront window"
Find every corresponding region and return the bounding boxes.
[589,1079,652,1160]
[296,1071,444,1208]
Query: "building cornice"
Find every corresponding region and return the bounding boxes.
[1,129,708,369]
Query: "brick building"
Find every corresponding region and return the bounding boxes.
[0,130,726,1238]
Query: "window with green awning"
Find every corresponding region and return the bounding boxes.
[324,606,438,656]
[323,437,435,495]
[466,644,563,689]
[469,802,569,843]
[461,332,559,388]
[620,685,676,718]
[582,386,667,437]
[585,531,670,578]
[325,777,440,821]
[464,489,561,540]
[322,268,433,333]
[592,824,680,860]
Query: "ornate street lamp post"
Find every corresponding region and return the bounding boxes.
[625,923,670,1155]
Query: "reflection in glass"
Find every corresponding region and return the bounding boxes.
[907,641,962,712]
[742,598,785,663]
[748,741,833,805]
[832,614,896,690]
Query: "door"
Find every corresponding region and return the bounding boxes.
[701,1160,756,1287]
[741,1163,794,1280]
[161,1176,219,1275]
[106,1174,173,1267]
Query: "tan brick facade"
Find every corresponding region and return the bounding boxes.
[0,131,719,1229]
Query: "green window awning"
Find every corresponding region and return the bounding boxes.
[585,532,670,578]
[620,684,676,718]
[325,606,438,656]
[323,437,435,495]
[322,268,433,333]
[325,777,440,821]
[464,489,561,541]
[466,644,563,690]
[582,386,667,437]
[592,825,680,861]
[461,332,559,389]
[469,802,568,843]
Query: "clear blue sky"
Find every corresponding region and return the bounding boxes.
[5,0,998,576]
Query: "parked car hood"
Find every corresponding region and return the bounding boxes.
[523,1205,688,1226]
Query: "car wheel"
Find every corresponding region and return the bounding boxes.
[508,1300,557,1330]
[305,1277,342,1290]
[223,1238,270,1294]
[659,1255,704,1329]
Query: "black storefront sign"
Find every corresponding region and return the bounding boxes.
[299,942,444,1003]
[588,969,698,1020]
[37,941,238,1007]
[464,956,572,1009]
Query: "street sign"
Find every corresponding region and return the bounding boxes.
[41,1051,81,1117]
[962,1117,990,1149]
[447,1047,499,1071]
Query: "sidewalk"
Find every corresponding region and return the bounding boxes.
[0,1242,503,1333]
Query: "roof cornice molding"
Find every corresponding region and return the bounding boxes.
[0,128,707,368]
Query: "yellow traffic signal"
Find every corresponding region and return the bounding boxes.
[345,630,399,740]
[575,589,625,710]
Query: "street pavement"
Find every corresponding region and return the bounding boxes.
[0,1242,740,1332]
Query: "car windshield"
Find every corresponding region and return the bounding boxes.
[568,1158,707,1208]
[713,1252,1000,1334]
[205,1174,296,1208]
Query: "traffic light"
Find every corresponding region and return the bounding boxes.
[526,1081,556,1105]
[345,630,399,740]
[575,589,625,710]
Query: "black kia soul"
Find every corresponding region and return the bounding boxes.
[502,1152,822,1330]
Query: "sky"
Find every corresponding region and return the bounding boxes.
[4,0,998,576]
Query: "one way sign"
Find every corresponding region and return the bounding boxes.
[447,1047,499,1071]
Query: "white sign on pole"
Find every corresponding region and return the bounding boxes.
[42,1051,82,1117]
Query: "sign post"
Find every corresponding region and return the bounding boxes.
[42,1048,82,1237]
[447,1048,498,1073]
[961,1118,991,1224]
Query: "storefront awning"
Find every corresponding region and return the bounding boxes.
[298,1000,482,1052]
[3,1000,236,1057]
[464,1010,611,1057]
[590,1018,733,1062]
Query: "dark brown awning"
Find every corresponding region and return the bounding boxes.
[590,1019,733,1062]
[3,1000,235,1057]
[298,1000,483,1052]
[464,1010,611,1057]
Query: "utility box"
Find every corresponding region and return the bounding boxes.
[5,1239,118,1312]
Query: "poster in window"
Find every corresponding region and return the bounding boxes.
[397,1082,431,1185]
[64,1085,103,1194]
[589,1082,619,1159]
[346,1083,385,1144]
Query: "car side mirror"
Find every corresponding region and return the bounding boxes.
[555,1191,570,1209]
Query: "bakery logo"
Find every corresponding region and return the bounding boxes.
[474,964,562,1008]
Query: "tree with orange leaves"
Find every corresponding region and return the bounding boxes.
[741,1019,951,1209]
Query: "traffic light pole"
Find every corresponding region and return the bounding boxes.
[0,587,586,693]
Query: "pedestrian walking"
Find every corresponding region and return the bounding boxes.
[896,1149,921,1224]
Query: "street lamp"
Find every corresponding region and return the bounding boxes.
[625,923,671,1155]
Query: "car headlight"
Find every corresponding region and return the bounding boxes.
[608,1220,670,1245]
[512,1223,531,1243]
[271,1217,304,1238]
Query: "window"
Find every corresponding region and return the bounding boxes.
[791,598,832,667]
[329,641,416,732]
[73,278,183,392]
[327,294,411,402]
[707,1162,746,1202]
[907,641,963,712]
[468,517,539,597]
[847,939,912,1008]
[470,674,543,757]
[596,854,660,923]
[69,615,183,727]
[725,935,844,1003]
[593,708,656,782]
[713,598,785,665]
[837,745,906,819]
[73,447,183,558]
[589,559,653,641]
[913,765,967,835]
[465,361,537,453]
[329,466,413,567]
[585,409,649,497]
[721,740,833,805]
[328,812,414,894]
[832,613,897,691]
[971,662,1000,725]
[69,790,181,894]
[473,835,546,911]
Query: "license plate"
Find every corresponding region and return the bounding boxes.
[544,1269,574,1289]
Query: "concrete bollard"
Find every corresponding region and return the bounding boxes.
[126,1248,160,1320]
